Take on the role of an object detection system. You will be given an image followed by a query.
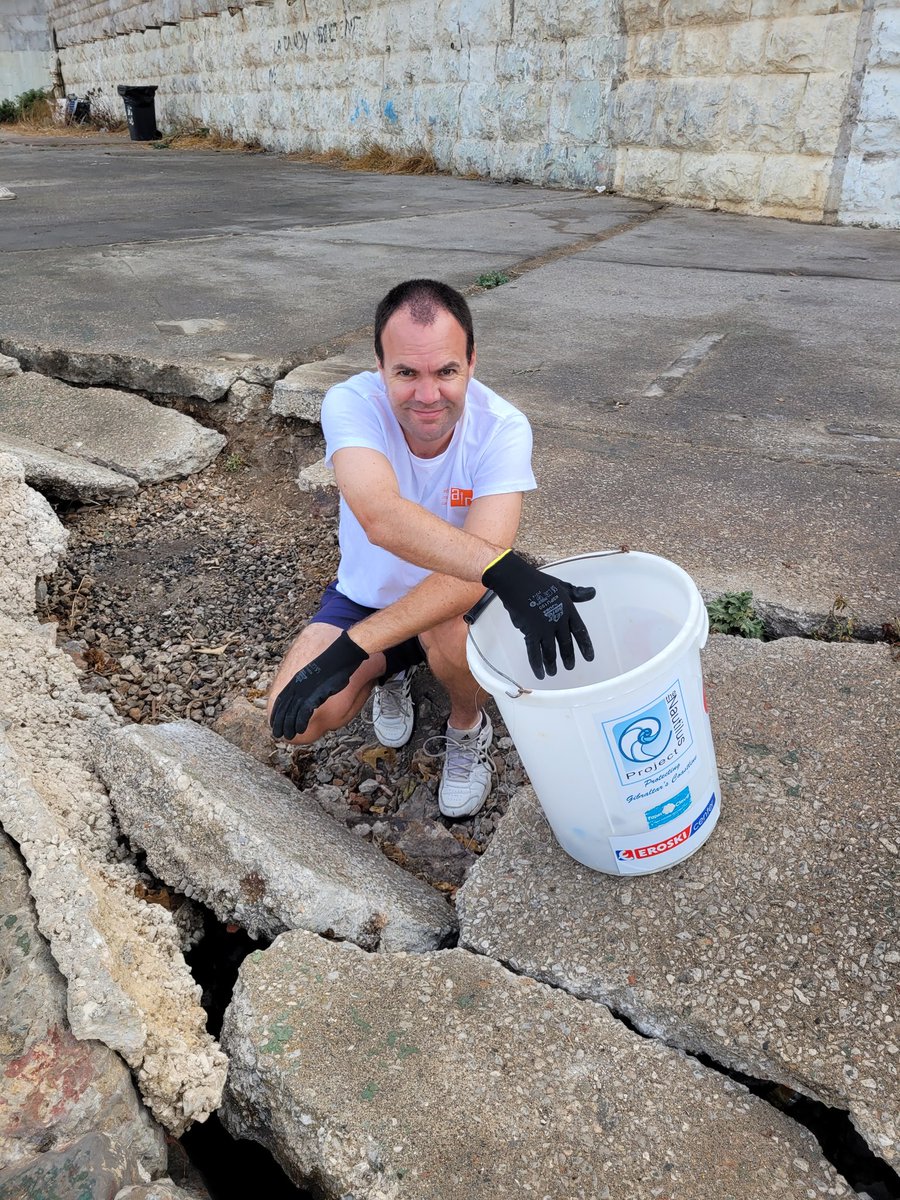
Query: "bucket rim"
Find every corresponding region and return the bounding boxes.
[467,549,708,703]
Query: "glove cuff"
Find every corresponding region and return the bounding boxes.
[481,548,514,586]
[339,630,370,666]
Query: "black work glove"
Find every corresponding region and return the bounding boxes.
[482,550,595,680]
[270,631,368,740]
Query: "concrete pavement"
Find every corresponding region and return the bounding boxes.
[1,136,897,627]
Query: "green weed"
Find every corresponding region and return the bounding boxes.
[476,271,510,289]
[707,591,764,638]
[223,452,246,473]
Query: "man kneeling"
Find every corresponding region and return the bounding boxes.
[268,279,594,819]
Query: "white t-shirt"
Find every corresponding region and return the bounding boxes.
[322,370,536,608]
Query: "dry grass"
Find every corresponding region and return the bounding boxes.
[154,120,264,152]
[284,141,443,176]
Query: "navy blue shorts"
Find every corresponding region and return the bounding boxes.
[309,581,427,678]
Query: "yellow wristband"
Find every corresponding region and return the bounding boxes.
[483,548,512,573]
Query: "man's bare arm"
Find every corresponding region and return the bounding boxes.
[332,447,510,580]
[348,491,523,655]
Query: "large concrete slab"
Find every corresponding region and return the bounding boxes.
[457,637,900,1167]
[96,721,455,952]
[221,930,853,1200]
[0,140,649,384]
[0,373,225,481]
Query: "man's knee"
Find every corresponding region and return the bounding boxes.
[421,614,469,672]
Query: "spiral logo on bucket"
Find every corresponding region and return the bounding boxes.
[600,681,694,789]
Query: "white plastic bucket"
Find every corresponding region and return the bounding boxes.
[466,551,721,875]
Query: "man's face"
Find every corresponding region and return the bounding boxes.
[378,306,475,458]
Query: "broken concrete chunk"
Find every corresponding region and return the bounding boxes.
[458,636,900,1168]
[0,353,21,377]
[0,434,139,501]
[154,318,228,336]
[0,1132,145,1199]
[271,355,372,421]
[0,831,166,1177]
[221,930,854,1200]
[0,373,225,483]
[223,378,269,422]
[0,455,67,619]
[0,339,239,402]
[95,721,457,952]
[296,456,336,494]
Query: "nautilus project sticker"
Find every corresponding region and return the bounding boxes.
[599,680,695,789]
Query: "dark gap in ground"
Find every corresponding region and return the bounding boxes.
[179,909,313,1199]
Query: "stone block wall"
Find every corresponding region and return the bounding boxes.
[613,0,869,221]
[0,0,53,100]
[838,0,900,225]
[41,0,900,224]
[52,0,621,188]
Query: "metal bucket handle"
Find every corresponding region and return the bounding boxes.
[464,548,630,698]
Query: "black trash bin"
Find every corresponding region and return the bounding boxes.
[117,85,161,141]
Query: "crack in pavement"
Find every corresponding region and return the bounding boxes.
[460,941,900,1198]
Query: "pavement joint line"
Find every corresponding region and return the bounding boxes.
[573,255,900,285]
[458,937,896,1194]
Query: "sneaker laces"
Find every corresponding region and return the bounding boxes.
[375,673,412,720]
[424,722,496,784]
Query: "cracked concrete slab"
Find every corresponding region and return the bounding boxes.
[457,636,900,1168]
[95,720,457,952]
[296,456,336,494]
[0,454,226,1135]
[221,930,854,1200]
[0,433,139,500]
[0,372,225,482]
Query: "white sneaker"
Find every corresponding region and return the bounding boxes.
[372,667,416,748]
[438,712,494,819]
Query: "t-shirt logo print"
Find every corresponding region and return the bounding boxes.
[444,487,474,508]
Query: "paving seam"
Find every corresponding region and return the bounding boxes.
[456,939,897,1193]
[562,254,900,284]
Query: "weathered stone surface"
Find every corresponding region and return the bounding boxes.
[0,457,227,1135]
[0,1131,144,1200]
[272,357,372,422]
[95,721,457,952]
[0,354,21,378]
[114,1181,199,1200]
[0,832,166,1177]
[458,637,900,1166]
[220,930,854,1200]
[0,373,225,484]
[0,434,139,501]
[0,340,239,402]
[296,456,336,494]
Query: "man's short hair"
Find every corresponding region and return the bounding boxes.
[374,279,475,365]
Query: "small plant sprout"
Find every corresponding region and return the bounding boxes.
[476,271,510,289]
[813,594,857,643]
[706,591,765,639]
[223,452,246,473]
